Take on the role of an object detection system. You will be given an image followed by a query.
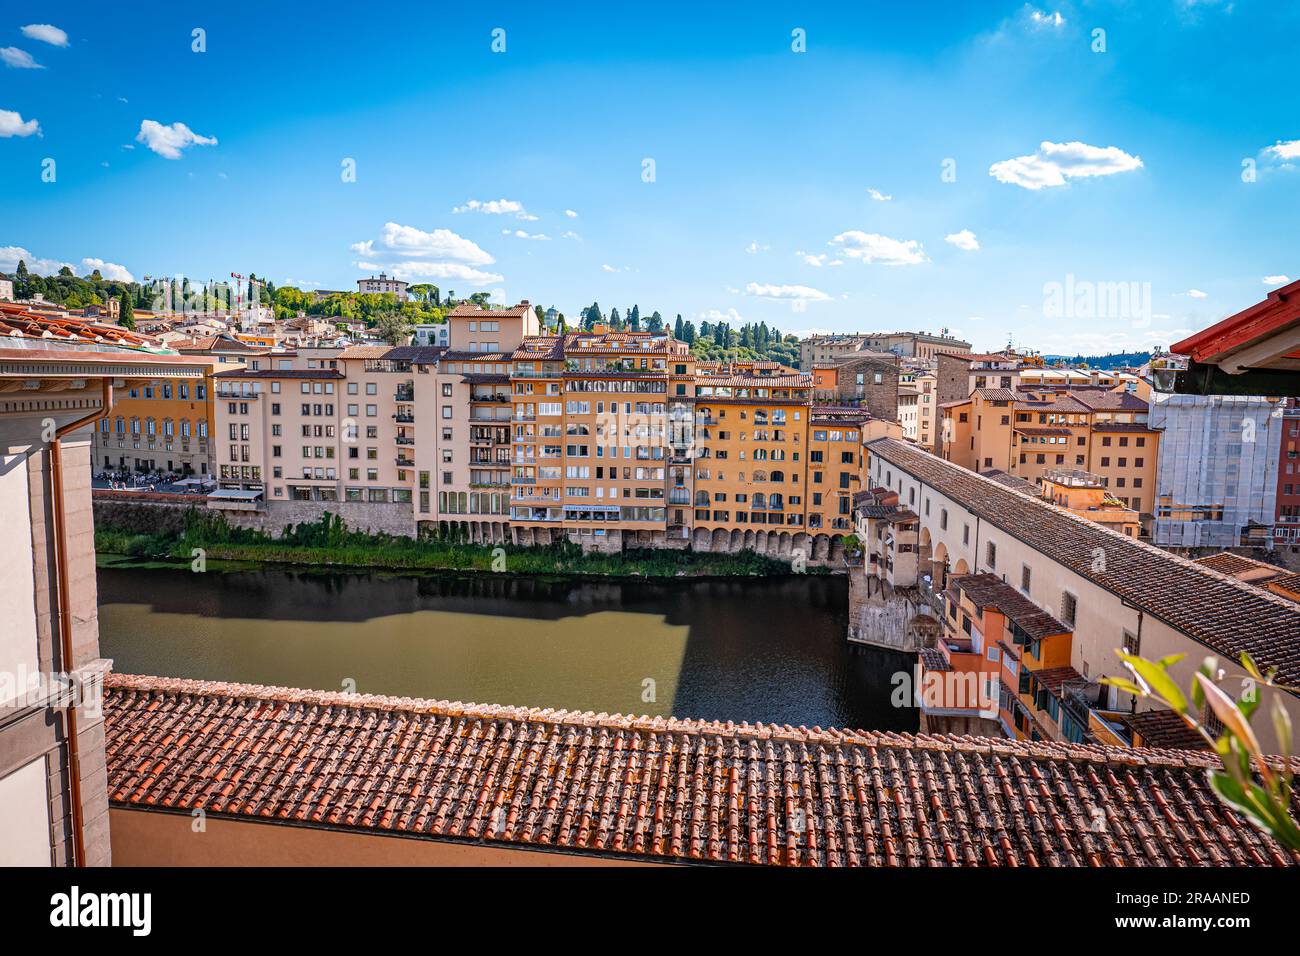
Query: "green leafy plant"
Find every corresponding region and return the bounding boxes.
[1103,650,1298,851]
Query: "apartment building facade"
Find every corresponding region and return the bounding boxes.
[90,354,226,476]
[940,386,1160,532]
[1274,399,1300,550]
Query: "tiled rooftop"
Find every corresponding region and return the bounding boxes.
[1120,710,1212,752]
[1193,552,1285,579]
[952,573,1071,639]
[103,674,1300,867]
[0,301,155,348]
[867,438,1300,686]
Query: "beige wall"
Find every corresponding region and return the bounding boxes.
[110,808,660,867]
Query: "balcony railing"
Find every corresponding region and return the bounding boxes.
[395,456,415,468]
[395,387,414,402]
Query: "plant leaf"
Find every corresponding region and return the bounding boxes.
[1124,653,1188,713]
[1197,673,1263,757]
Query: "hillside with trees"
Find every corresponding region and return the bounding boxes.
[575,302,799,366]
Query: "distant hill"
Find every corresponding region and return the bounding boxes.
[1040,351,1151,370]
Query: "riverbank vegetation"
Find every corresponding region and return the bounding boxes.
[94,511,823,578]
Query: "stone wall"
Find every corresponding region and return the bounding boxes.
[93,495,415,538]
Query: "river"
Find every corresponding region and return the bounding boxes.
[96,565,918,732]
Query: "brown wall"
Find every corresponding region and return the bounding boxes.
[109,808,662,867]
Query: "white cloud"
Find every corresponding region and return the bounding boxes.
[0,47,44,69]
[745,241,770,254]
[452,198,535,220]
[944,229,980,251]
[1263,140,1300,161]
[564,209,579,218]
[1263,275,1291,285]
[372,261,503,285]
[560,231,581,240]
[796,251,828,267]
[502,229,550,241]
[21,24,69,47]
[351,223,501,287]
[990,141,1143,190]
[0,246,73,275]
[868,187,892,202]
[136,119,217,159]
[1026,8,1066,28]
[353,222,495,265]
[0,108,40,137]
[602,264,621,273]
[830,231,928,265]
[1181,289,1208,298]
[80,258,134,282]
[697,308,745,323]
[744,282,830,301]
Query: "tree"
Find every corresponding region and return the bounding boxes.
[58,265,74,278]
[682,321,696,344]
[374,311,413,345]
[118,293,135,331]
[16,259,27,277]
[674,315,684,339]
[629,304,641,331]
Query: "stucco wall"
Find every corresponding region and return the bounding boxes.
[110,808,660,867]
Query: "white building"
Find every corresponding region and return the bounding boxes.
[357,273,409,300]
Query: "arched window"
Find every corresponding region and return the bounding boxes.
[180,419,191,438]
[770,470,785,483]
[145,418,156,436]
[197,420,208,438]
[694,490,709,506]
[752,492,767,510]
[752,469,768,483]
[769,493,784,510]
[115,417,125,435]
[163,419,174,437]
[130,418,141,435]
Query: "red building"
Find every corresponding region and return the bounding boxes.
[1277,398,1300,550]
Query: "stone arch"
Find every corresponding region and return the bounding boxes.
[953,557,970,575]
[742,529,755,550]
[711,528,728,550]
[729,529,742,551]
[693,527,710,549]
[812,533,830,560]
[778,532,792,556]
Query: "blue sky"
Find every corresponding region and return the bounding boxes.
[1,0,1297,353]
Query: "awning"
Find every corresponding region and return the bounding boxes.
[207,488,263,501]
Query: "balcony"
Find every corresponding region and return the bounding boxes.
[395,436,414,446]
[395,456,415,468]
[393,413,414,424]
[395,386,414,402]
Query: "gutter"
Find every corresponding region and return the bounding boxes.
[48,377,113,866]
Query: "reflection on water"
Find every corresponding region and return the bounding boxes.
[96,566,918,732]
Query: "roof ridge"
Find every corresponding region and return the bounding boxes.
[102,672,1235,769]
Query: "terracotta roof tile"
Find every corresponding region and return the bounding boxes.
[103,674,1300,867]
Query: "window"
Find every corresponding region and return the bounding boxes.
[985,541,996,570]
[1122,630,1140,656]
[1061,591,1077,627]
[1020,564,1031,593]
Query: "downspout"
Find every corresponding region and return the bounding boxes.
[49,378,113,866]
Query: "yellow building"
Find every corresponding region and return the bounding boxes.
[92,354,227,476]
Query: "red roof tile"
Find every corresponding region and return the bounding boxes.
[103,674,1300,867]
